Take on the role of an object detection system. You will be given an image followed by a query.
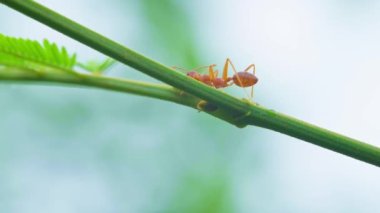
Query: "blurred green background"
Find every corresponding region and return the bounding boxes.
[1,0,380,212]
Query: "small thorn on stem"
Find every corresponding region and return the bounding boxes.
[196,100,218,112]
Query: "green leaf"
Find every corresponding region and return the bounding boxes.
[0,33,76,71]
[77,58,116,74]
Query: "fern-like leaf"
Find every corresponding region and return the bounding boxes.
[77,58,116,74]
[0,34,76,71]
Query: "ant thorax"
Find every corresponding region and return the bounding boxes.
[213,77,230,88]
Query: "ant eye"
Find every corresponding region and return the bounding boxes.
[187,71,202,81]
[187,71,196,77]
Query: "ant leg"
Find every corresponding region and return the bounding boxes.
[208,64,217,80]
[222,58,238,81]
[243,64,256,100]
[172,65,214,72]
[214,70,219,78]
[223,58,251,99]
[243,64,256,75]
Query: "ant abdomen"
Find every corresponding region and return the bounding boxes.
[233,72,258,87]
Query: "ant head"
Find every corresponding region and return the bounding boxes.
[187,71,202,80]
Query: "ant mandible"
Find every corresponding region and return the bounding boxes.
[183,58,258,100]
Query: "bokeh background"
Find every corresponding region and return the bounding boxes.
[1,0,380,212]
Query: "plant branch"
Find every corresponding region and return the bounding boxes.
[0,67,241,125]
[1,0,380,167]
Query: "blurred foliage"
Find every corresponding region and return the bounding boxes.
[162,173,233,213]
[138,0,200,67]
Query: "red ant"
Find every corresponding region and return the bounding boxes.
[176,58,258,100]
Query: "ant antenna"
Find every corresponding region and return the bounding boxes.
[172,64,216,73]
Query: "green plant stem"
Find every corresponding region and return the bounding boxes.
[0,67,240,125]
[1,0,380,167]
[0,67,187,103]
